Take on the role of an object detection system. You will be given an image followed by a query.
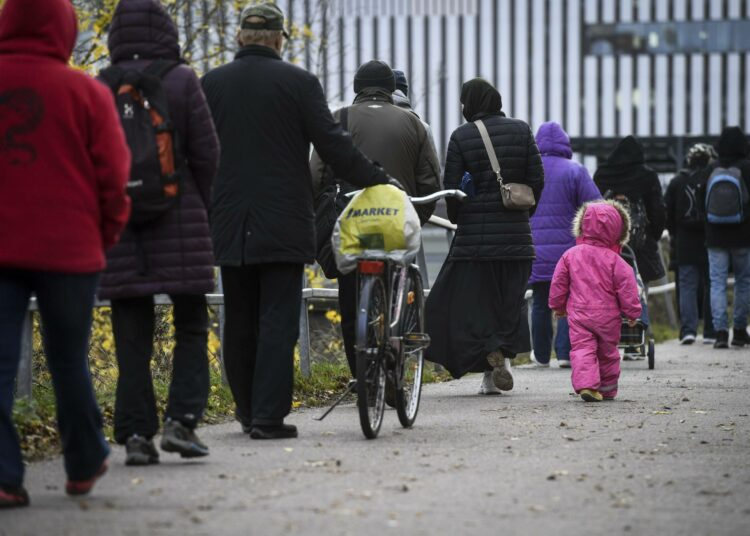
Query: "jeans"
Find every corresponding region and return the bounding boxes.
[677,264,714,337]
[531,282,570,363]
[708,248,750,331]
[111,294,209,444]
[220,264,303,427]
[0,270,109,488]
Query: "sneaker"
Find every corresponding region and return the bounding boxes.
[125,435,159,466]
[731,328,750,347]
[487,351,514,391]
[478,371,502,395]
[249,423,298,440]
[160,419,209,458]
[580,389,603,402]
[529,351,550,368]
[714,330,729,349]
[0,485,29,508]
[65,460,108,496]
[703,336,716,345]
[557,359,571,369]
[679,332,696,345]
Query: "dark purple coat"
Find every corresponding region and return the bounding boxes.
[98,0,219,300]
[529,122,600,283]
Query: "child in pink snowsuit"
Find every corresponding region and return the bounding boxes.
[549,201,642,401]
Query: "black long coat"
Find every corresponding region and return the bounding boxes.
[443,113,545,261]
[201,46,389,266]
[594,136,666,283]
[98,0,219,300]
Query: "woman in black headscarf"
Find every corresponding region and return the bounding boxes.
[424,78,545,394]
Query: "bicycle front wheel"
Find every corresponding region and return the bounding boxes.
[396,267,425,428]
[356,274,387,439]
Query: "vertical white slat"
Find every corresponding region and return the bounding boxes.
[566,0,581,137]
[618,0,633,137]
[531,0,546,130]
[672,55,687,135]
[428,14,442,150]
[600,1,615,137]
[727,0,742,128]
[344,16,358,104]
[359,16,373,69]
[635,0,651,137]
[498,0,512,100]
[479,0,494,80]
[445,16,461,147]
[654,0,669,136]
[514,0,529,122]
[394,15,408,74]
[689,0,705,135]
[378,13,389,61]
[410,14,426,114]
[583,0,598,136]
[548,0,563,124]
[746,54,750,132]
[708,1,722,135]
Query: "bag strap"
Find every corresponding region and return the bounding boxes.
[474,119,503,185]
[98,65,126,92]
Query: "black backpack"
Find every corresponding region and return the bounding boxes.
[674,169,706,229]
[99,60,181,226]
[604,190,650,250]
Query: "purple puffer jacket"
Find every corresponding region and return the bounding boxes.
[529,122,601,284]
[98,0,219,300]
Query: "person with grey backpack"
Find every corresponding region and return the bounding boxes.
[700,126,750,348]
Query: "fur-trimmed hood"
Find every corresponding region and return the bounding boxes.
[572,200,631,250]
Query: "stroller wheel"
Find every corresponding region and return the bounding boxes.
[647,339,655,370]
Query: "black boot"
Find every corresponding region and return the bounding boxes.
[731,328,750,347]
[714,330,729,349]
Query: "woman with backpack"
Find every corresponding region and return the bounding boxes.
[665,144,717,345]
[424,78,544,395]
[98,0,219,465]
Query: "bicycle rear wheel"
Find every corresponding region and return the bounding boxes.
[356,274,387,439]
[396,267,425,428]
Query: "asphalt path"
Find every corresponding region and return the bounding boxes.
[3,340,749,535]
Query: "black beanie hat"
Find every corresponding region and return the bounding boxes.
[354,60,395,93]
[393,70,408,95]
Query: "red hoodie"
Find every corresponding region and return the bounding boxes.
[0,0,131,273]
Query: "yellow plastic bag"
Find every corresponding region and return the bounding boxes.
[332,184,421,274]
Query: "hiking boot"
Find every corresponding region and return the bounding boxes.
[557,359,571,369]
[487,351,513,391]
[580,389,603,402]
[0,485,29,508]
[478,371,502,395]
[679,332,696,345]
[160,419,209,458]
[65,460,108,496]
[731,328,750,347]
[125,435,159,466]
[714,330,729,349]
[249,423,298,440]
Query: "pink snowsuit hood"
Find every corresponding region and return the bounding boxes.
[572,200,631,254]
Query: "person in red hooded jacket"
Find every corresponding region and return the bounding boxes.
[0,0,131,507]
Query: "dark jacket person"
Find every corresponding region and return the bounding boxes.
[593,136,666,283]
[201,4,391,439]
[99,0,220,464]
[424,78,544,395]
[310,60,441,377]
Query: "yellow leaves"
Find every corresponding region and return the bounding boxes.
[325,309,341,325]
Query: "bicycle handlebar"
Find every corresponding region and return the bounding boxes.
[344,188,467,205]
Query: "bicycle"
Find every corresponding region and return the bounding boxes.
[352,189,466,438]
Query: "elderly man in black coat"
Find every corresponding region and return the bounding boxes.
[202,3,391,439]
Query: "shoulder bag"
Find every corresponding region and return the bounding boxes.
[474,119,536,211]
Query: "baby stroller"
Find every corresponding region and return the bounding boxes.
[618,245,655,369]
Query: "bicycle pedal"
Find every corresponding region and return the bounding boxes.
[404,332,431,346]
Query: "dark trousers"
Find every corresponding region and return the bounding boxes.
[531,281,571,363]
[338,271,358,377]
[221,263,303,427]
[0,270,108,487]
[111,294,209,443]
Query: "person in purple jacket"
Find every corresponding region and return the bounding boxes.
[529,122,601,368]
